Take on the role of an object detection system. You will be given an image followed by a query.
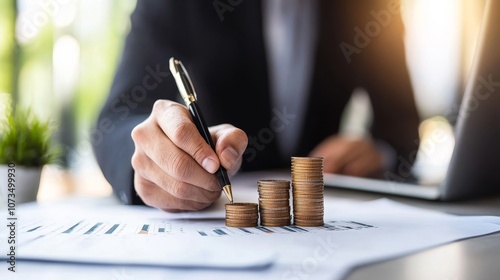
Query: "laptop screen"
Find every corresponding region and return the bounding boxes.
[441,0,500,200]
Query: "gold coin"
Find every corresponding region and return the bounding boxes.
[260,201,290,206]
[225,203,260,227]
[260,216,291,221]
[258,179,290,186]
[292,212,324,218]
[226,221,258,227]
[292,208,324,213]
[259,197,290,201]
[226,214,259,219]
[260,205,290,209]
[293,189,324,193]
[226,203,258,210]
[258,190,290,195]
[291,159,323,162]
[292,196,324,200]
[260,211,291,216]
[293,204,323,209]
[261,221,291,227]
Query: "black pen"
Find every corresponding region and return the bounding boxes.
[169,57,234,203]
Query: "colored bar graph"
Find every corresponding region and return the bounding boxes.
[256,227,274,233]
[238,228,252,234]
[27,226,42,232]
[213,229,227,235]
[281,226,296,233]
[290,225,308,232]
[350,221,374,228]
[84,223,103,235]
[138,224,150,234]
[105,224,119,234]
[63,221,82,234]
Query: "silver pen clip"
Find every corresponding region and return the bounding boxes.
[169,57,197,106]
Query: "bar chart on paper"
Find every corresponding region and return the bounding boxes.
[193,221,374,237]
[19,218,177,238]
[4,197,500,280]
[19,217,375,240]
[13,215,378,269]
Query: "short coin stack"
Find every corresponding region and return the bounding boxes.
[258,180,291,227]
[225,203,259,227]
[291,157,324,227]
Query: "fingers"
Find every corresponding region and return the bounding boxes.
[309,135,384,176]
[341,147,384,176]
[131,116,220,192]
[309,135,357,172]
[131,134,221,211]
[134,174,215,212]
[210,124,248,176]
[132,148,221,204]
[152,100,220,174]
[325,139,370,173]
[130,99,246,211]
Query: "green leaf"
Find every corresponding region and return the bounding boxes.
[0,107,60,166]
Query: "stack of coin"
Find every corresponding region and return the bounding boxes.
[225,203,259,227]
[258,180,291,227]
[291,157,324,227]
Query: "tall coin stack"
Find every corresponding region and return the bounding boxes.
[258,180,291,227]
[291,157,324,227]
[225,203,259,227]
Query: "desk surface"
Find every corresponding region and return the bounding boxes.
[329,187,500,280]
[7,168,500,280]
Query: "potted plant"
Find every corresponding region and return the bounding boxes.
[0,107,59,204]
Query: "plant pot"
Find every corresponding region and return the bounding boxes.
[0,165,43,204]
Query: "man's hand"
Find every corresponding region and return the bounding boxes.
[309,135,384,177]
[130,100,248,212]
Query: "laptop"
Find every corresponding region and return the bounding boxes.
[324,0,500,201]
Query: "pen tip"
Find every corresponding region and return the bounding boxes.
[223,185,233,203]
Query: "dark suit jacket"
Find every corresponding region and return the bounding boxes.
[92,0,421,205]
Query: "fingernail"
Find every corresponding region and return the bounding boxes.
[202,158,218,174]
[221,147,239,166]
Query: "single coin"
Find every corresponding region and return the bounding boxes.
[259,209,291,215]
[226,203,258,209]
[226,214,259,219]
[226,221,258,227]
[261,221,291,227]
[258,180,290,186]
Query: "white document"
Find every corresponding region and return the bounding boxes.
[1,194,500,280]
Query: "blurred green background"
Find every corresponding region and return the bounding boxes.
[0,0,137,170]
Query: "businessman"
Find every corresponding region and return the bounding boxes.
[92,0,420,211]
